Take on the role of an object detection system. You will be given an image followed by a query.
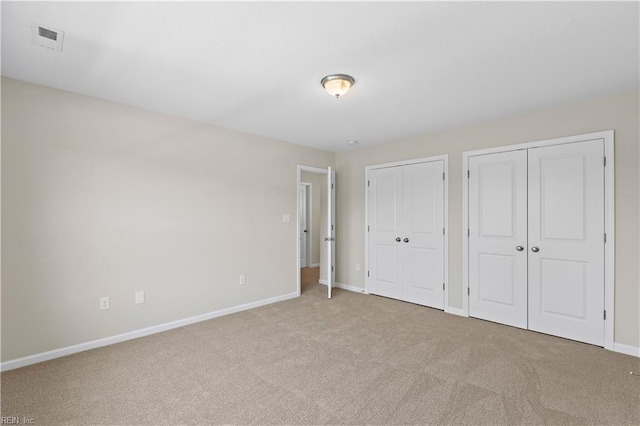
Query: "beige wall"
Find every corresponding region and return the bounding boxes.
[336,90,640,347]
[1,78,335,362]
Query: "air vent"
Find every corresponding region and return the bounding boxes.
[31,23,64,52]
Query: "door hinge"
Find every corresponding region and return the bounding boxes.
[604,310,607,320]
[467,228,470,237]
[442,172,445,180]
[467,287,470,295]
[331,224,334,231]
[442,283,445,291]
[331,183,334,189]
[604,156,607,167]
[467,170,470,179]
[604,233,606,243]
[367,225,370,232]
[367,180,370,187]
[331,266,334,272]
[443,227,445,235]
[367,271,370,277]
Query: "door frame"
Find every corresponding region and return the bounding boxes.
[462,130,615,350]
[296,165,330,297]
[364,154,450,308]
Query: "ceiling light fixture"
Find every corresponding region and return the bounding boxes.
[347,140,359,146]
[321,74,355,99]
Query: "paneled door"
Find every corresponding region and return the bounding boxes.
[368,166,404,301]
[467,138,606,346]
[402,162,445,309]
[468,151,528,329]
[368,160,446,309]
[528,140,605,346]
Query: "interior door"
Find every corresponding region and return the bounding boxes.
[402,161,445,309]
[528,140,605,346]
[326,167,336,299]
[368,166,403,300]
[469,150,528,329]
[299,185,307,268]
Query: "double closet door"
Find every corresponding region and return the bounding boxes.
[468,139,605,346]
[368,160,445,309]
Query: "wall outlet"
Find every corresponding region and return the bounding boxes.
[239,275,246,285]
[135,291,145,304]
[99,296,110,310]
[355,263,360,271]
[282,214,290,223]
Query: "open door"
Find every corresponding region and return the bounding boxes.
[326,167,336,298]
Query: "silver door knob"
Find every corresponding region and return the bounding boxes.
[516,246,524,251]
[404,238,409,243]
[531,247,540,253]
[395,237,401,242]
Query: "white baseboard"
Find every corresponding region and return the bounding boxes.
[613,342,640,358]
[318,280,367,294]
[309,263,320,268]
[445,306,468,317]
[1,291,299,372]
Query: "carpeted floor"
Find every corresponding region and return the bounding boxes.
[2,283,639,425]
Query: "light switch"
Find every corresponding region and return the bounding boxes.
[282,214,290,223]
[135,291,145,304]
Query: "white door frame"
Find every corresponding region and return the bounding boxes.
[296,165,330,297]
[365,154,450,308]
[462,130,615,350]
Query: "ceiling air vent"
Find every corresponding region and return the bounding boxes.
[31,23,64,52]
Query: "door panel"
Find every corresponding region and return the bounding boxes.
[528,140,604,346]
[402,161,445,308]
[368,167,403,300]
[469,151,528,329]
[327,167,336,298]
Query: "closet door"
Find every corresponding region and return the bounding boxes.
[402,161,445,309]
[469,151,528,329]
[368,167,403,300]
[528,140,605,346]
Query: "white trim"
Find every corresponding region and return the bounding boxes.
[364,155,449,308]
[445,306,467,317]
[296,165,330,298]
[613,343,640,358]
[308,263,320,268]
[318,279,367,294]
[462,130,615,351]
[1,291,298,372]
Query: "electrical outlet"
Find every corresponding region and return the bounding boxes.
[355,263,360,271]
[99,296,110,310]
[135,291,145,304]
[282,214,290,223]
[239,275,246,285]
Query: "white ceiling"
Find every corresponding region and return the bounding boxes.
[2,2,638,152]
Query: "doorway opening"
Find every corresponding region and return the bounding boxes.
[296,165,335,298]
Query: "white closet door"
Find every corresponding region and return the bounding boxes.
[528,140,605,346]
[469,151,528,329]
[368,167,403,300]
[402,161,445,309]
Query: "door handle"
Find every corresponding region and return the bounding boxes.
[403,238,409,243]
[395,237,401,242]
[531,246,540,253]
[516,246,524,251]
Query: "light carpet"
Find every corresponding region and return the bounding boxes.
[2,283,639,425]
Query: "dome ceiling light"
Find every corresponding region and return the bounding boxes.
[321,74,355,99]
